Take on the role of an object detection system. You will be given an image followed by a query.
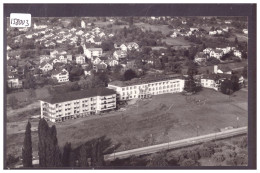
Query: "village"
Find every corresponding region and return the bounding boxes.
[5,16,249,168]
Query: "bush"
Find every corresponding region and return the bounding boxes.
[199,147,214,157]
[179,158,200,166]
[237,137,247,149]
[186,149,200,161]
[212,152,226,162]
[6,154,19,168]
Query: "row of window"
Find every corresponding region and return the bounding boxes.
[121,81,180,91]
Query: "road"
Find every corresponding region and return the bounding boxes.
[104,126,247,161]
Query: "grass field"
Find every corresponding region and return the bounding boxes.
[6,88,248,158]
[162,37,192,48]
[134,23,171,35]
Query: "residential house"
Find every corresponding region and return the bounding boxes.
[120,42,139,51]
[233,50,242,59]
[214,65,232,74]
[113,50,127,60]
[39,62,53,72]
[93,57,102,65]
[194,52,208,64]
[51,69,69,83]
[243,29,248,34]
[75,54,85,64]
[210,49,224,59]
[170,32,178,38]
[203,48,213,54]
[107,59,119,67]
[7,72,22,89]
[40,55,51,63]
[83,47,103,60]
[209,31,217,35]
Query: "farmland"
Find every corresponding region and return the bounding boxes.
[6,88,247,158]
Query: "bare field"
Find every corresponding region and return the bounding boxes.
[6,88,247,158]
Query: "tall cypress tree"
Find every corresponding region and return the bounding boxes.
[38,118,62,168]
[22,121,32,168]
[62,142,72,167]
[79,144,88,167]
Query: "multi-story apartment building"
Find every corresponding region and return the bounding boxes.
[40,88,117,123]
[108,75,185,101]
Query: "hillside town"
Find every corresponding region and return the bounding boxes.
[6,16,248,168]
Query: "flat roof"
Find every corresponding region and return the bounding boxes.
[41,88,116,104]
[109,74,184,87]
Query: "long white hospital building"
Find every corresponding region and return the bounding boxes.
[40,88,116,123]
[108,75,185,100]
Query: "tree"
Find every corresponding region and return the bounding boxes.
[146,152,168,167]
[62,142,72,167]
[242,65,247,78]
[79,144,89,167]
[234,37,239,45]
[230,74,240,92]
[220,79,233,95]
[38,118,62,167]
[8,95,18,109]
[22,121,33,168]
[124,69,137,81]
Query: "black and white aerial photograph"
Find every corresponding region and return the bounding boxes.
[3,4,256,170]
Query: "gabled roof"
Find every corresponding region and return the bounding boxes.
[39,61,52,68]
[41,88,116,104]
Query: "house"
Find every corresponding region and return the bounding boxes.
[67,55,73,61]
[243,29,248,34]
[40,55,51,63]
[57,54,68,64]
[75,54,85,64]
[203,48,213,54]
[50,50,67,57]
[39,62,53,72]
[83,47,103,60]
[190,28,199,32]
[210,49,224,59]
[34,23,47,30]
[224,20,232,24]
[107,59,119,67]
[50,58,61,65]
[194,52,208,64]
[81,20,86,28]
[93,57,102,65]
[108,34,114,37]
[233,50,242,59]
[51,69,69,83]
[120,42,139,51]
[223,27,229,32]
[214,65,232,74]
[7,72,22,89]
[113,50,127,60]
[216,30,223,34]
[209,31,217,35]
[182,20,187,24]
[170,32,178,38]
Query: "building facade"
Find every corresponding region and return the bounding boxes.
[108,76,185,101]
[40,88,117,123]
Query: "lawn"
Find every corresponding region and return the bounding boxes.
[6,88,248,158]
[135,23,171,35]
[162,37,192,48]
